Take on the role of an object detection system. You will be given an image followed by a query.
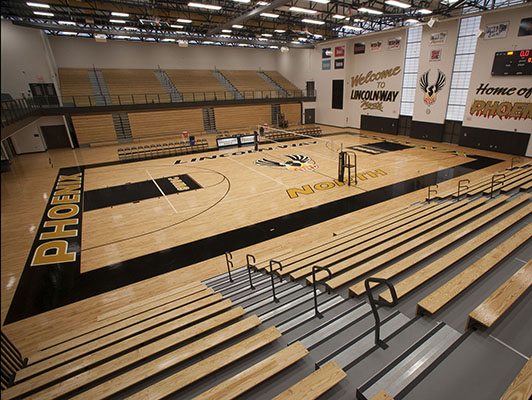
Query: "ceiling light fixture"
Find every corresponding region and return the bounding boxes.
[188,2,222,10]
[222,29,232,33]
[260,12,279,18]
[203,41,214,44]
[26,2,50,8]
[124,26,139,30]
[170,24,184,28]
[257,1,270,5]
[342,25,363,31]
[417,9,432,14]
[232,24,244,28]
[333,14,346,19]
[58,31,77,35]
[274,29,286,33]
[358,7,383,15]
[58,20,76,25]
[261,33,272,37]
[177,18,193,23]
[111,12,129,17]
[33,11,53,16]
[385,0,411,9]
[114,35,130,39]
[162,38,176,42]
[258,38,268,41]
[289,6,318,14]
[110,19,127,23]
[302,18,325,25]
[233,0,251,3]
[406,19,419,24]
[309,0,330,3]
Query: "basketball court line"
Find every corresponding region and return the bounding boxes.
[228,157,289,188]
[145,168,179,214]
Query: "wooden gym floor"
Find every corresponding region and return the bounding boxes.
[1,125,525,355]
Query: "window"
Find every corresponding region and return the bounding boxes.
[332,80,344,109]
[445,16,481,121]
[400,25,422,116]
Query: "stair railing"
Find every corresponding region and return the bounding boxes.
[246,254,256,290]
[1,332,28,388]
[225,251,234,282]
[364,278,398,349]
[426,184,438,202]
[489,174,505,198]
[510,156,521,169]
[269,260,282,303]
[312,266,332,318]
[457,179,470,201]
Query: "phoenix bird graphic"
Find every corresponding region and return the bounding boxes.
[255,154,317,171]
[420,69,446,106]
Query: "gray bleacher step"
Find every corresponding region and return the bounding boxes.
[244,285,307,313]
[295,302,372,350]
[258,290,323,322]
[202,266,247,285]
[258,71,289,97]
[153,70,182,102]
[212,70,243,99]
[277,295,346,334]
[356,322,462,400]
[316,311,411,370]
[221,276,272,298]
[233,280,293,306]
[211,271,264,293]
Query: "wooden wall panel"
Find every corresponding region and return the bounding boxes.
[72,114,116,144]
[128,109,204,139]
[280,103,301,126]
[214,105,272,131]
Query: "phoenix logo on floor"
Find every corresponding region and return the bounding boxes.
[255,154,318,172]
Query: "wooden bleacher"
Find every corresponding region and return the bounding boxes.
[272,360,346,400]
[263,71,302,95]
[467,259,532,329]
[499,357,532,400]
[221,70,280,99]
[58,68,95,106]
[101,69,170,105]
[166,69,229,101]
[281,103,302,126]
[128,108,204,139]
[379,201,532,303]
[118,139,208,161]
[349,194,530,297]
[214,104,272,131]
[71,114,117,145]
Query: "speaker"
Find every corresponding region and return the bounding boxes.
[427,18,437,28]
[280,46,289,53]
[475,30,485,39]
[178,40,189,47]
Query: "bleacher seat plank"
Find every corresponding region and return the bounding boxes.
[272,360,346,400]
[305,198,485,283]
[371,389,395,400]
[326,196,505,290]
[5,300,236,400]
[193,341,309,400]
[467,260,532,329]
[467,168,531,197]
[27,310,254,400]
[380,202,532,303]
[417,224,532,316]
[20,294,226,379]
[127,326,282,400]
[521,180,532,191]
[29,288,215,360]
[501,171,532,193]
[349,194,530,296]
[499,357,532,400]
[38,282,207,351]
[264,71,301,93]
[285,202,454,279]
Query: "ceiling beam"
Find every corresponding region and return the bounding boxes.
[207,0,293,36]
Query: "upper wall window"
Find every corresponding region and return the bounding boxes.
[399,26,422,116]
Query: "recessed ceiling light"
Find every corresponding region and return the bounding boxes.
[58,21,76,25]
[260,12,279,18]
[385,0,411,9]
[111,12,129,17]
[333,14,346,19]
[33,11,54,16]
[177,18,193,23]
[170,24,184,28]
[188,2,222,10]
[232,24,244,28]
[358,7,383,15]
[58,31,77,36]
[274,29,286,33]
[26,2,50,8]
[302,18,325,25]
[290,6,318,14]
[110,19,127,23]
[417,9,433,14]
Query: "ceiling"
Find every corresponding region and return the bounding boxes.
[1,0,526,49]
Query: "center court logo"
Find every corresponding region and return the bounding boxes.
[254,154,318,172]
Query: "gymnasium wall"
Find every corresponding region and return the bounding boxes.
[48,36,279,71]
[462,6,532,156]
[1,20,55,98]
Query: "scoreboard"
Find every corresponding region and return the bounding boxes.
[491,49,532,76]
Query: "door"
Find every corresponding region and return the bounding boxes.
[41,125,71,149]
[306,81,315,96]
[304,109,315,124]
[29,83,59,106]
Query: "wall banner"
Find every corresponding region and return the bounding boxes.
[322,60,331,70]
[370,41,382,52]
[429,32,447,46]
[335,59,344,69]
[485,22,510,39]
[335,46,345,57]
[354,42,366,54]
[322,48,332,58]
[387,37,401,50]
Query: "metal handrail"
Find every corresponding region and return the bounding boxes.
[457,179,470,200]
[427,184,438,202]
[312,266,332,318]
[490,174,505,198]
[510,156,521,169]
[225,251,234,283]
[364,278,398,349]
[246,254,256,290]
[269,260,281,303]
[346,151,357,186]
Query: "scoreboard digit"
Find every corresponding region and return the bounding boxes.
[491,49,532,76]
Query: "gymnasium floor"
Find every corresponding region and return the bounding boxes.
[1,126,524,356]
